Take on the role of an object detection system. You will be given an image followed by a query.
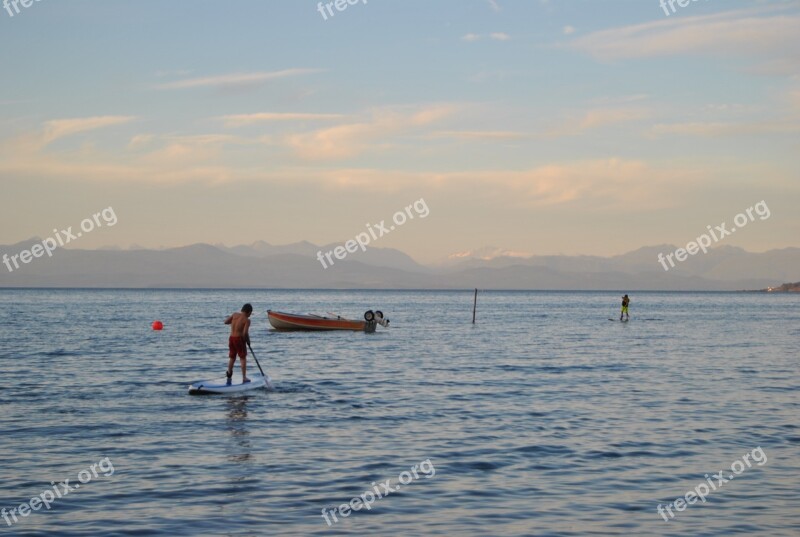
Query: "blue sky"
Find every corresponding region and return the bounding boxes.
[1,0,798,263]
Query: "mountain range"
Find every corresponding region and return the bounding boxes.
[1,238,797,290]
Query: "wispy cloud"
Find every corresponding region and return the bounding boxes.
[568,9,800,66]
[286,105,459,160]
[652,121,800,137]
[127,134,155,150]
[154,69,322,90]
[577,107,651,130]
[0,107,458,183]
[2,129,254,185]
[431,130,529,140]
[444,159,658,207]
[0,119,756,212]
[549,106,652,136]
[462,32,511,42]
[311,158,685,209]
[219,113,346,128]
[41,116,136,146]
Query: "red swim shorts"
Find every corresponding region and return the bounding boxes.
[228,336,247,359]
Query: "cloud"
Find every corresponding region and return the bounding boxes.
[286,105,459,160]
[652,121,800,137]
[462,32,511,42]
[310,158,683,210]
[162,134,243,145]
[2,147,266,185]
[219,113,346,128]
[1,146,244,186]
[127,134,155,150]
[548,106,652,136]
[138,135,243,166]
[0,118,745,213]
[154,69,322,90]
[0,124,263,185]
[577,107,651,130]
[562,25,576,35]
[431,130,529,140]
[446,159,655,207]
[41,116,136,146]
[487,0,501,12]
[568,9,800,66]
[0,106,460,183]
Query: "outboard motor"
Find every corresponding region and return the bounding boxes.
[364,310,389,332]
[374,310,389,327]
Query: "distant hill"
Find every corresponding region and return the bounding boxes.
[214,240,428,273]
[760,282,800,292]
[0,239,797,290]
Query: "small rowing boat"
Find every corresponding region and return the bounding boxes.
[267,310,389,332]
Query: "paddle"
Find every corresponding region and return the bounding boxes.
[247,341,267,378]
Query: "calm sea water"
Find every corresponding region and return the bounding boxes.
[0,289,798,536]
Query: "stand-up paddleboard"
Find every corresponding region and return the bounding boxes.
[608,319,629,322]
[188,373,272,395]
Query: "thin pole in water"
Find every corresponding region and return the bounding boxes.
[472,288,478,324]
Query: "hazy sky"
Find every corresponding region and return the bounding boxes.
[1,0,798,264]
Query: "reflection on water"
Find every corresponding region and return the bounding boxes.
[226,397,253,464]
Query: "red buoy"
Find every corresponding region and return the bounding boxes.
[152,321,164,331]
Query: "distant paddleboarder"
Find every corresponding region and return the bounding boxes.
[225,303,253,384]
[620,294,630,321]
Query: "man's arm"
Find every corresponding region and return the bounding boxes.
[224,314,233,325]
[244,318,251,345]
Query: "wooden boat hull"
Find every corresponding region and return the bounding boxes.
[267,310,367,331]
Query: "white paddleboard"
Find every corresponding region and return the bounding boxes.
[188,373,272,395]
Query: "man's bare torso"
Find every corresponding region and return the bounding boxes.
[227,312,250,338]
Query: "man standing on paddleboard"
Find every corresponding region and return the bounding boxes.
[224,303,253,384]
[620,294,630,321]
